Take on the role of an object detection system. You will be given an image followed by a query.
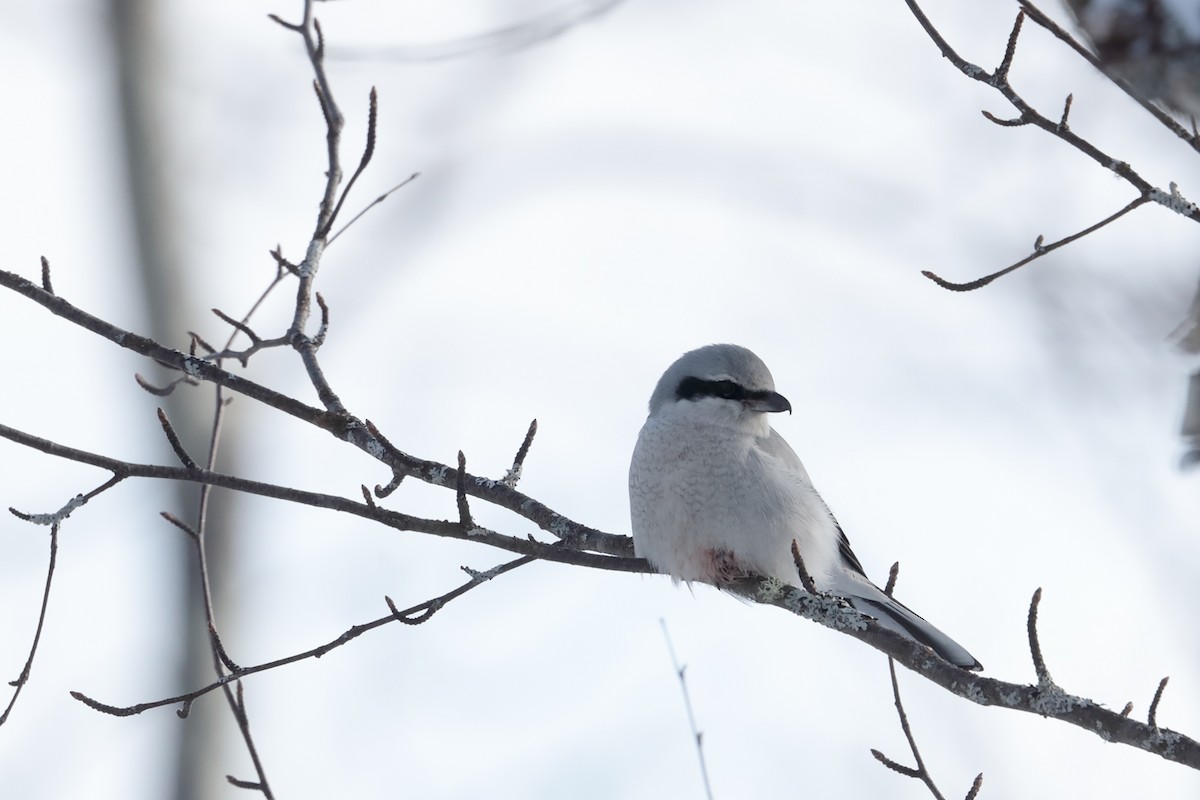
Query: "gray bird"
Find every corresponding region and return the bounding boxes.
[629,344,982,670]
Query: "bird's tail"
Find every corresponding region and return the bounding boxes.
[846,588,982,671]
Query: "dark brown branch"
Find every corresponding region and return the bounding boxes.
[72,554,535,716]
[789,539,818,594]
[223,681,274,799]
[312,292,329,348]
[455,450,473,528]
[39,256,53,295]
[1015,0,1200,151]
[503,419,538,488]
[0,269,631,557]
[994,10,1024,83]
[884,561,900,597]
[1027,587,1053,686]
[871,658,959,800]
[0,421,642,570]
[903,0,1197,290]
[922,196,1150,291]
[212,307,261,346]
[135,372,198,397]
[1149,676,1169,729]
[156,407,198,469]
[160,511,199,541]
[323,87,378,238]
[745,576,1200,770]
[0,522,60,727]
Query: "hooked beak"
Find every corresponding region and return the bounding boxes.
[745,390,792,415]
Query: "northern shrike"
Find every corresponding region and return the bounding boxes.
[629,344,982,670]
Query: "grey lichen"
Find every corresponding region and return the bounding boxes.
[1029,683,1091,717]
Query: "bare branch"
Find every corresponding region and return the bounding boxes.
[71,555,535,716]
[994,11,1024,83]
[0,522,60,727]
[660,620,715,800]
[1149,676,1170,729]
[156,407,198,469]
[903,0,1196,290]
[870,657,956,800]
[1027,587,1053,686]
[323,87,378,238]
[922,196,1150,291]
[0,421,643,570]
[884,561,900,597]
[502,419,538,488]
[1015,0,1200,150]
[39,256,53,295]
[327,172,421,246]
[455,450,474,528]
[743,575,1200,770]
[789,539,818,594]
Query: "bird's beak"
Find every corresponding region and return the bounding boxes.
[746,391,792,414]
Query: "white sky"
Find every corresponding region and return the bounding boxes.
[1,0,1199,798]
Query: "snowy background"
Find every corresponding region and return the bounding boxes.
[1,0,1198,798]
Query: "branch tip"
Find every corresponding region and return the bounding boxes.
[455,450,473,528]
[156,407,198,470]
[995,10,1025,81]
[1149,676,1169,729]
[884,561,900,597]
[1028,587,1052,685]
[789,539,818,594]
[39,256,53,295]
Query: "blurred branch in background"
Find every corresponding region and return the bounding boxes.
[107,1,235,796]
[330,0,627,62]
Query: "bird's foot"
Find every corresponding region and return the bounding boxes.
[704,547,750,585]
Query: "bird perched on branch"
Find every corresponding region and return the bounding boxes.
[629,344,982,671]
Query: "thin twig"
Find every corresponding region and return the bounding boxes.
[1027,587,1053,686]
[327,173,420,246]
[502,419,538,488]
[790,539,818,594]
[156,408,198,470]
[884,562,900,597]
[1149,677,1169,729]
[871,658,947,799]
[71,555,535,716]
[922,196,1150,291]
[323,87,378,238]
[0,522,60,726]
[455,450,474,528]
[660,621,715,800]
[39,256,53,295]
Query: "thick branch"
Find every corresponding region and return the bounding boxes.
[744,577,1200,770]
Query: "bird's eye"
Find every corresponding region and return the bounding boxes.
[712,380,741,399]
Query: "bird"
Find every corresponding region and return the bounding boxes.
[628,343,982,671]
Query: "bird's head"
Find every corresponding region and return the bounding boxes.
[647,344,792,428]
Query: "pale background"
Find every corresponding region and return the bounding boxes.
[1,0,1198,798]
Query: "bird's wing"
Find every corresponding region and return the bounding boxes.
[760,429,982,670]
[760,429,869,578]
